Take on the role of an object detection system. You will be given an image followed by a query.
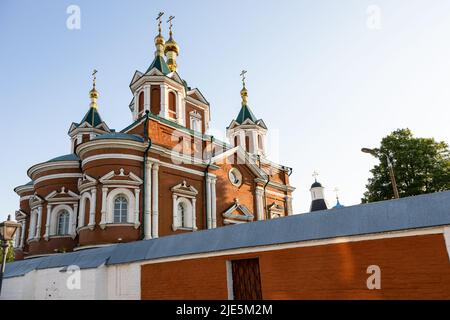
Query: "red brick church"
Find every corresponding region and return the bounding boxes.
[12,16,294,259]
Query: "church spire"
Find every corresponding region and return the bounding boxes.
[240,70,248,106]
[154,12,165,57]
[89,69,99,109]
[146,12,171,75]
[164,15,180,72]
[233,70,257,124]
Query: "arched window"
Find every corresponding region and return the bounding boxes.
[245,135,250,152]
[30,209,39,239]
[189,111,202,133]
[234,136,239,147]
[258,134,263,150]
[168,91,177,119]
[114,196,128,223]
[151,87,160,114]
[138,91,145,113]
[57,210,70,235]
[178,202,186,227]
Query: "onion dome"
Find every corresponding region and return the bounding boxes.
[240,86,248,106]
[311,181,323,188]
[164,35,179,55]
[164,16,179,72]
[89,71,99,109]
[146,13,171,75]
[154,33,165,57]
[333,198,345,209]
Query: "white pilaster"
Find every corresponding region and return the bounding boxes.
[151,163,159,238]
[255,187,264,221]
[72,203,78,237]
[251,130,258,154]
[100,187,108,229]
[144,160,152,240]
[206,176,212,229]
[144,85,150,112]
[28,213,35,241]
[239,131,246,150]
[260,133,266,156]
[44,204,52,240]
[14,223,21,248]
[285,196,293,216]
[192,198,197,230]
[159,84,168,119]
[36,206,42,240]
[20,221,25,248]
[178,94,185,125]
[133,91,138,120]
[89,188,97,230]
[211,178,217,228]
[134,188,140,228]
[172,194,178,231]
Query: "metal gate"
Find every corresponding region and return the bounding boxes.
[231,258,262,300]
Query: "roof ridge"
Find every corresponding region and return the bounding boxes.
[146,55,171,75]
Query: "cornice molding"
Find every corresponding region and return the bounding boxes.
[28,161,80,180]
[77,140,146,158]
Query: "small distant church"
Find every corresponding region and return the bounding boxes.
[12,14,295,259]
[309,172,344,212]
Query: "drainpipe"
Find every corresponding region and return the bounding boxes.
[141,111,152,239]
[258,155,271,220]
[263,174,271,220]
[204,136,214,230]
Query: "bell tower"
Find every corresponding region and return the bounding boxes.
[227,71,267,157]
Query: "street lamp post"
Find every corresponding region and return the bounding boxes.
[0,215,21,296]
[362,148,400,199]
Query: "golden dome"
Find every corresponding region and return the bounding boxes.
[154,33,165,46]
[164,36,179,55]
[90,87,99,99]
[240,86,248,105]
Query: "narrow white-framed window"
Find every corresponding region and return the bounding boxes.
[175,197,193,229]
[189,110,202,133]
[168,91,177,119]
[178,202,186,227]
[114,196,128,223]
[34,212,40,239]
[57,210,70,235]
[29,209,38,239]
[171,181,198,231]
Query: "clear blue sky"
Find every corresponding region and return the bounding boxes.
[1,0,450,222]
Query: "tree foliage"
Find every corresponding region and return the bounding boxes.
[363,129,450,202]
[0,241,15,263]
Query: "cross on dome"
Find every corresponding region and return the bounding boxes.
[312,171,319,182]
[156,12,164,34]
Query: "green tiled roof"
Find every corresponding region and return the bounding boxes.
[80,107,103,128]
[235,105,258,124]
[146,56,171,75]
[48,154,80,162]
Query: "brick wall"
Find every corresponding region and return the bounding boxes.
[141,233,450,300]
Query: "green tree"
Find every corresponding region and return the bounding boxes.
[363,128,450,202]
[0,241,15,263]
